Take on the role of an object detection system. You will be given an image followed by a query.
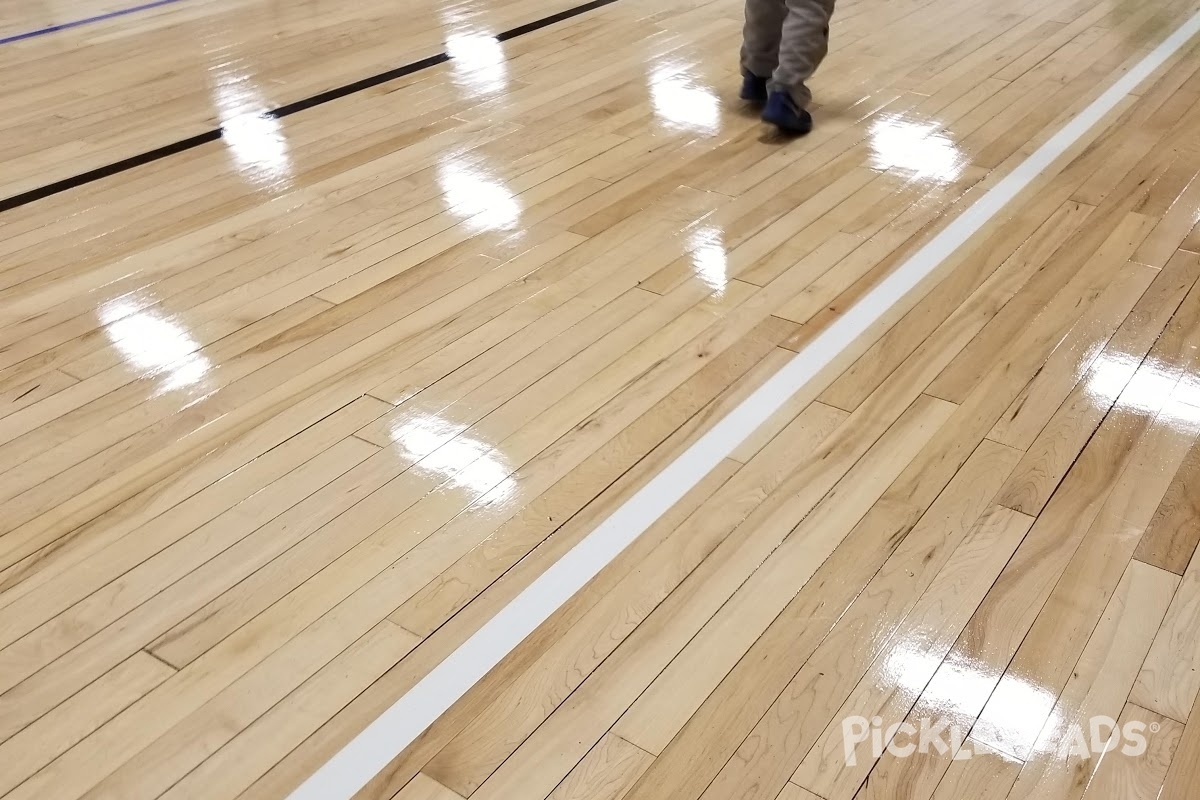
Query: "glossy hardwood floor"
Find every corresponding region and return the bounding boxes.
[0,0,599,198]
[2,0,1200,798]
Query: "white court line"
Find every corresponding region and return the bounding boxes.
[289,11,1200,800]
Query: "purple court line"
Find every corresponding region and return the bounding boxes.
[0,0,191,45]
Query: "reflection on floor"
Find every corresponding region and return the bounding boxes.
[2,0,1200,798]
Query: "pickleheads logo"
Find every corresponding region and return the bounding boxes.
[841,715,1158,765]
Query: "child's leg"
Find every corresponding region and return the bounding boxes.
[772,0,836,107]
[741,0,788,79]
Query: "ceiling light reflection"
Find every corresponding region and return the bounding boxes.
[437,158,520,231]
[222,109,293,188]
[920,655,996,718]
[978,674,1060,755]
[688,226,728,294]
[446,31,509,95]
[1173,369,1200,411]
[869,115,964,183]
[98,299,212,392]
[389,414,516,498]
[1088,353,1184,415]
[883,643,943,696]
[210,69,294,191]
[1082,352,1142,405]
[650,66,720,135]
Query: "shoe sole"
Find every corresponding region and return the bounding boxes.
[762,109,812,135]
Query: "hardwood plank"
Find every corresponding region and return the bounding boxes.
[1132,436,1200,574]
[394,774,465,800]
[626,416,1016,767]
[388,321,799,640]
[1081,703,1184,800]
[820,197,1096,413]
[246,385,849,800]
[1183,217,1200,252]
[0,652,174,796]
[643,440,1020,800]
[0,436,382,723]
[971,402,1200,762]
[1131,521,1200,723]
[1134,168,1200,268]
[0,394,393,628]
[929,739,1021,800]
[777,784,823,800]
[1153,690,1200,800]
[1003,560,1177,800]
[463,393,960,800]
[546,734,654,800]
[994,251,1200,516]
[152,620,420,800]
[0,369,78,422]
[347,450,749,800]
[929,209,1158,406]
[434,396,956,797]
[987,261,1160,451]
[789,505,1032,800]
[850,360,1192,800]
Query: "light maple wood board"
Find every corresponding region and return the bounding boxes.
[4,1,1200,800]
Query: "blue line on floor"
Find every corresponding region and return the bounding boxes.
[0,0,191,45]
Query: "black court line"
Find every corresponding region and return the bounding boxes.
[0,0,621,215]
[269,53,450,119]
[1,131,221,214]
[496,0,618,40]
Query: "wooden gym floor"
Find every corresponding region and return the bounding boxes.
[2,0,1200,798]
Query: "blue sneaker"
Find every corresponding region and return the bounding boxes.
[762,91,813,135]
[740,74,769,103]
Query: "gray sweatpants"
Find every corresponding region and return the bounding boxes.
[741,0,835,108]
